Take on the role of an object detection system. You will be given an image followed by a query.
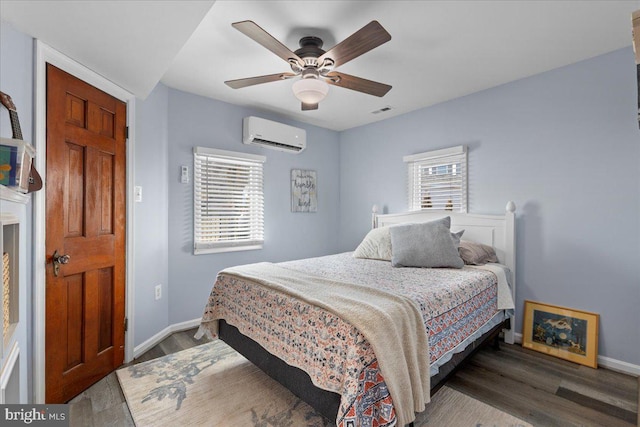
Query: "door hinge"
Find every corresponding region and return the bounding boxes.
[124,317,128,332]
[125,126,129,139]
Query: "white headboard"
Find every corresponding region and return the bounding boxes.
[375,201,517,343]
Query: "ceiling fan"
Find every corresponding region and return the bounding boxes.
[225,20,392,111]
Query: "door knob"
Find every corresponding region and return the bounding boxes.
[52,250,70,277]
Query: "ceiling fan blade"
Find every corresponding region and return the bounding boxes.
[232,20,303,66]
[225,72,297,89]
[301,102,318,111]
[325,72,391,97]
[318,21,391,68]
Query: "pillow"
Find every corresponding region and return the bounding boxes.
[458,240,499,265]
[353,226,463,261]
[353,226,393,261]
[451,229,465,246]
[390,217,464,268]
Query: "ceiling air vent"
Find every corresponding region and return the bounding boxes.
[371,106,393,114]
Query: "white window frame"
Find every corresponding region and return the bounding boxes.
[404,145,467,213]
[193,147,266,254]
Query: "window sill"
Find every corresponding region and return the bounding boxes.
[194,244,263,255]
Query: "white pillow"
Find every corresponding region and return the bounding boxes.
[353,226,392,261]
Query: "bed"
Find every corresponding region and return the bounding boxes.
[197,202,516,427]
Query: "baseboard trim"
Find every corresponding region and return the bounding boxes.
[171,318,202,333]
[513,332,523,344]
[133,318,201,358]
[513,332,639,377]
[597,355,640,377]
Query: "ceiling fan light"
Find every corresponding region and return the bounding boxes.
[292,78,329,104]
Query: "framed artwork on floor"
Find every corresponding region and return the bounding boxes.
[522,300,599,368]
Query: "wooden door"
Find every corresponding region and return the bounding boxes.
[45,64,126,403]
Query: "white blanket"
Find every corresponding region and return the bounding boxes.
[469,263,515,310]
[220,262,430,427]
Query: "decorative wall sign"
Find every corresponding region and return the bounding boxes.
[291,169,317,213]
[522,300,599,368]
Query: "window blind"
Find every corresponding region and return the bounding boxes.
[404,145,467,213]
[193,147,266,254]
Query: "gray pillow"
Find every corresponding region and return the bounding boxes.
[390,217,464,268]
[451,229,465,246]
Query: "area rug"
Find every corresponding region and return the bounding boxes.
[117,340,531,427]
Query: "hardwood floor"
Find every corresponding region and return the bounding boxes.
[447,342,638,427]
[68,329,638,427]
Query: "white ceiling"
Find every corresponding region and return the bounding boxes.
[2,1,639,131]
[0,0,215,99]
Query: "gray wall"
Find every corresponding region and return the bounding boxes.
[339,47,640,365]
[166,90,341,324]
[0,21,175,353]
[0,21,34,401]
[133,83,170,346]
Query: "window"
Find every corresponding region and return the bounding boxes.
[193,147,266,254]
[404,145,467,212]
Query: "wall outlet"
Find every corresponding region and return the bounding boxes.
[155,284,162,300]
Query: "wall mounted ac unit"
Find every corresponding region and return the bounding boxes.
[242,116,306,153]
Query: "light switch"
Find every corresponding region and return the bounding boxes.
[134,186,142,202]
[181,165,189,184]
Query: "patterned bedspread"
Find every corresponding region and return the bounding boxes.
[198,252,504,427]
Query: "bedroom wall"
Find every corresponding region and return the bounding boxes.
[339,47,640,366]
[0,20,34,402]
[133,83,170,346]
[166,90,341,324]
[1,21,175,353]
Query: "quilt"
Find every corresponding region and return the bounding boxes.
[197,253,512,427]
